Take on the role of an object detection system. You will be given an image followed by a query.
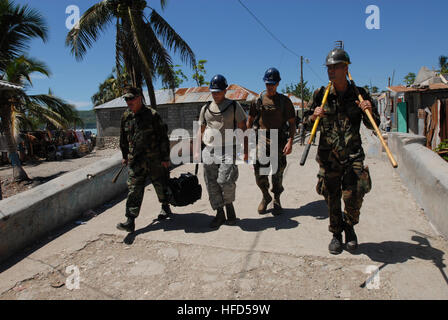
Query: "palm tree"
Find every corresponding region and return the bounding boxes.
[439,55,448,74]
[0,0,48,73]
[66,0,196,108]
[0,0,48,181]
[92,66,131,106]
[1,55,82,181]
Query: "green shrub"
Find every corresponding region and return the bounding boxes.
[434,139,448,161]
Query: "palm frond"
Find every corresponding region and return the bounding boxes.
[26,101,70,129]
[29,94,82,127]
[140,19,176,88]
[159,0,168,11]
[118,17,144,87]
[0,1,48,70]
[149,9,196,67]
[4,55,50,87]
[65,0,114,60]
[126,8,157,80]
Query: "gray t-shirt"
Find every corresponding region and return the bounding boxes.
[199,98,247,147]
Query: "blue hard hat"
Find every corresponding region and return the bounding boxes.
[263,67,281,84]
[209,74,228,92]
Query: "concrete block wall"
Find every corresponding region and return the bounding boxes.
[387,133,448,238]
[95,103,203,139]
[0,152,128,263]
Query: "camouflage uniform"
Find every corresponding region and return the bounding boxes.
[249,93,295,197]
[304,83,380,234]
[202,148,239,210]
[120,105,171,219]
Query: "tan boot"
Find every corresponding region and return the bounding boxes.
[258,193,272,215]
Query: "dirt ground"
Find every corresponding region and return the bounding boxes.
[0,234,397,300]
[0,148,118,199]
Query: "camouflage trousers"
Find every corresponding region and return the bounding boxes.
[126,157,170,219]
[316,157,372,234]
[254,142,287,196]
[203,147,239,210]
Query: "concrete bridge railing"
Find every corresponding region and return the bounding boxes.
[386,133,448,239]
[0,152,128,264]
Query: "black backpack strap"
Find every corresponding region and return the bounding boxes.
[205,100,237,129]
[205,100,234,116]
[233,100,237,129]
[194,163,199,176]
[203,101,212,120]
[253,91,264,129]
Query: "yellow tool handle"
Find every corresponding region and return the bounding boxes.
[348,72,398,168]
[309,81,332,144]
[300,81,332,166]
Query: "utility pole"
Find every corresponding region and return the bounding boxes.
[301,55,304,119]
[300,55,305,145]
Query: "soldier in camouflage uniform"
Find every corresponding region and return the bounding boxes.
[303,49,380,254]
[117,87,172,233]
[247,68,296,216]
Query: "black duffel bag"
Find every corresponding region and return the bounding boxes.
[168,164,202,207]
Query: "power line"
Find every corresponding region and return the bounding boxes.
[306,64,325,82]
[237,0,325,83]
[237,0,299,59]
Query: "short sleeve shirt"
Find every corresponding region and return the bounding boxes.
[249,92,295,130]
[199,98,247,147]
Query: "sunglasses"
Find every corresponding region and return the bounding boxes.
[124,96,138,102]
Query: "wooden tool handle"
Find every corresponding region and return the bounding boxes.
[348,72,398,168]
[112,164,125,183]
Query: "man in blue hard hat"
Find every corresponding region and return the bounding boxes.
[247,68,296,216]
[196,75,248,228]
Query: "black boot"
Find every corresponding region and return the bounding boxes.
[116,217,135,233]
[209,207,226,228]
[272,194,282,216]
[344,222,358,251]
[328,233,343,255]
[158,203,173,220]
[225,203,237,225]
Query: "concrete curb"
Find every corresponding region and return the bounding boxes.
[0,152,128,263]
[387,132,448,238]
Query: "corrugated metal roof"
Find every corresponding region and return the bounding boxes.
[95,84,259,109]
[388,83,448,93]
[388,86,415,93]
[414,66,437,85]
[0,80,23,90]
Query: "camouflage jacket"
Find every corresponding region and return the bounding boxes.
[120,106,170,164]
[303,82,380,164]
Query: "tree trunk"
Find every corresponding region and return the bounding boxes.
[0,107,30,181]
[127,8,157,109]
[144,75,157,109]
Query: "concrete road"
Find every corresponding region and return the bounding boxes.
[1,130,448,300]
